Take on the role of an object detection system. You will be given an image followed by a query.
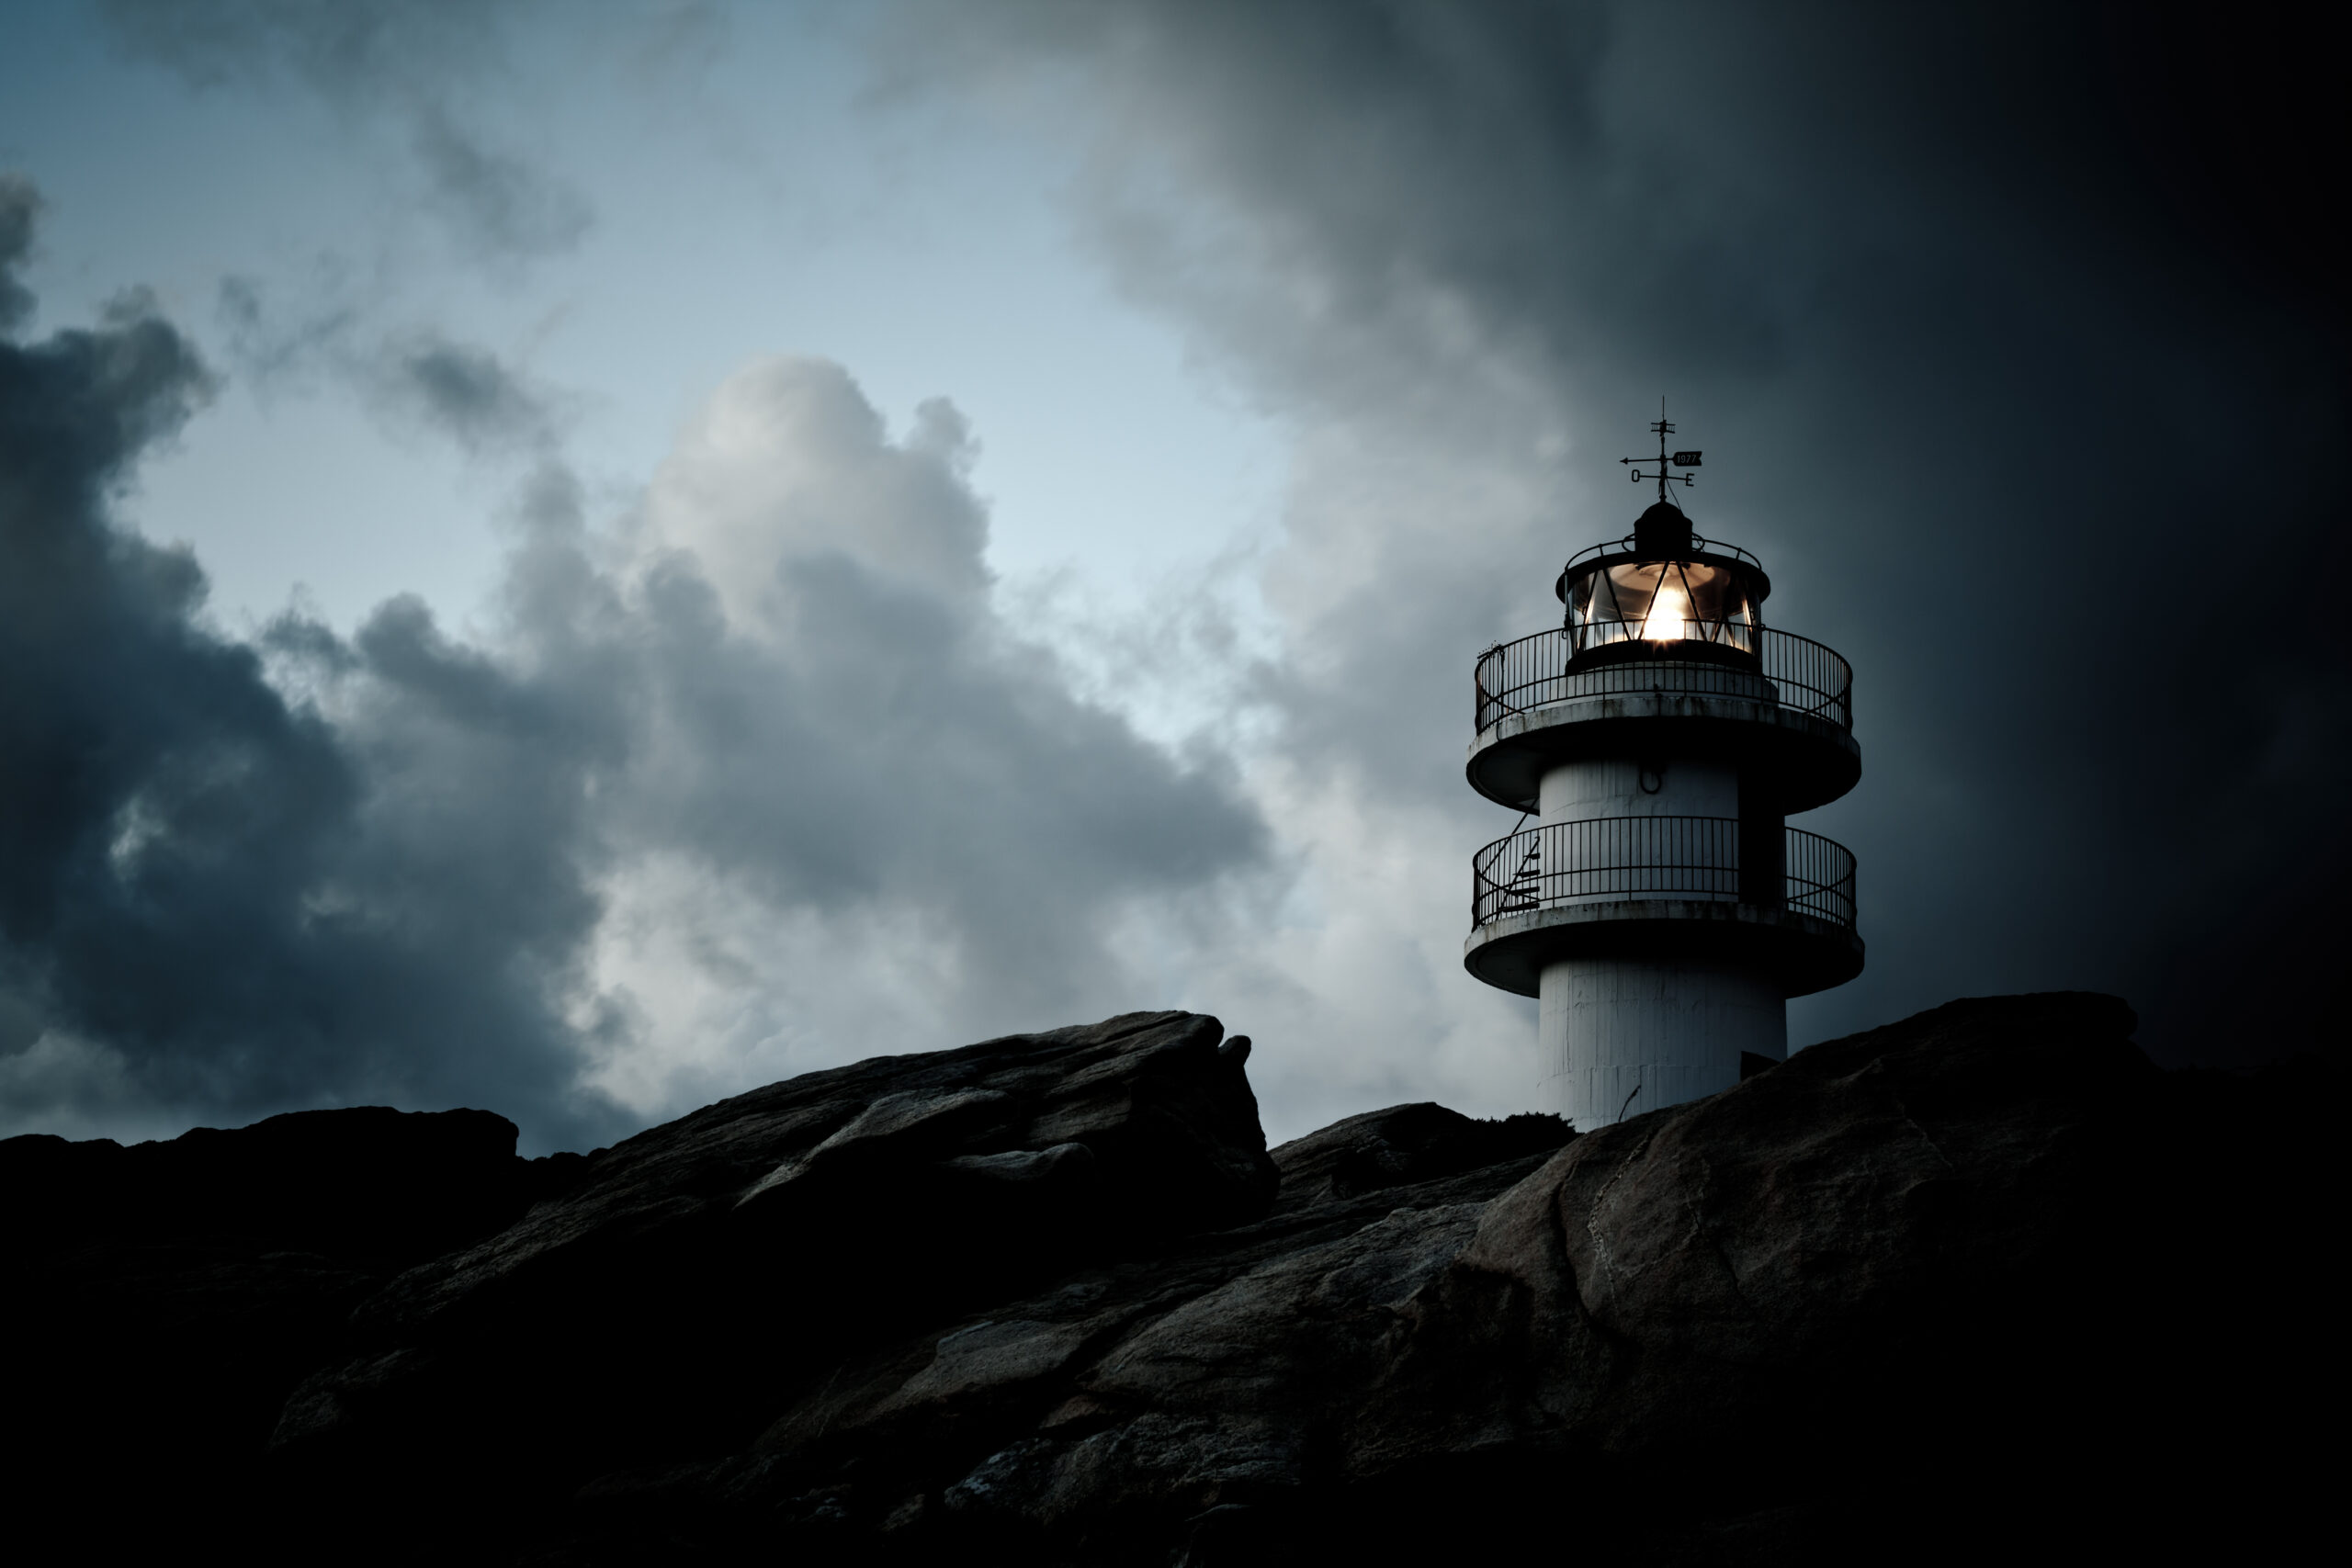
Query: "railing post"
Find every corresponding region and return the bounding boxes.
[1740,807,1784,908]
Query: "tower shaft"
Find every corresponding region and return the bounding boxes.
[1532,751,1785,1121]
[1537,955,1783,1124]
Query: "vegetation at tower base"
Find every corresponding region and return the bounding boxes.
[1,1002,2324,1562]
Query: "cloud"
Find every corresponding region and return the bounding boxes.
[0,191,1270,1149]
[94,0,511,95]
[371,331,563,456]
[881,0,2349,1077]
[560,358,1272,1108]
[0,175,38,335]
[214,277,560,455]
[214,274,360,386]
[0,211,605,1145]
[98,0,594,265]
[411,108,594,264]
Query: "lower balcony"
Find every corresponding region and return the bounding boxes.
[1464,815,1863,998]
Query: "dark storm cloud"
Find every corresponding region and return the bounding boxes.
[909,0,2347,1066]
[0,214,612,1145]
[0,198,1269,1146]
[98,0,594,264]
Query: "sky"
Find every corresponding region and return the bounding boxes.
[1,0,2342,1153]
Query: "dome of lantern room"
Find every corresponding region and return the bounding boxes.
[1630,500,1696,560]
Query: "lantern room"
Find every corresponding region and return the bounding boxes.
[1555,502,1769,661]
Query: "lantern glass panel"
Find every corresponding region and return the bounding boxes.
[1566,559,1759,654]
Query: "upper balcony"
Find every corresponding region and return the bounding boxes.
[1477,623,1850,734]
[1467,624,1860,816]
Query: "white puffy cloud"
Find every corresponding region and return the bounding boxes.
[566,357,1272,1121]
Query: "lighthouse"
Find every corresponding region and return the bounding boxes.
[1464,410,1862,1126]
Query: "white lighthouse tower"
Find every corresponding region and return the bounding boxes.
[1464,410,1862,1126]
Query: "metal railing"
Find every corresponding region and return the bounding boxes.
[1561,533,1766,578]
[1473,625,1852,734]
[1471,816,1857,931]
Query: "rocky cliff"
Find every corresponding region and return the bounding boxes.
[4,997,2324,1562]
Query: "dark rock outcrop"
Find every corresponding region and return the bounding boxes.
[1263,1100,1571,1216]
[269,1010,1277,1520]
[3,1105,566,1540]
[5,996,2326,1562]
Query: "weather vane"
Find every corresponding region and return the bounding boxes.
[1621,396,1702,503]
